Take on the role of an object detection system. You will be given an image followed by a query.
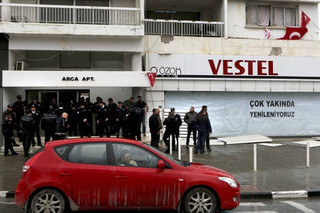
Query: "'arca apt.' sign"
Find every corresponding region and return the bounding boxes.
[148,53,320,78]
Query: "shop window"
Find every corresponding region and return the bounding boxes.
[246,4,297,27]
[92,52,124,70]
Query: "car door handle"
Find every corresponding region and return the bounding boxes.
[59,172,72,177]
[115,176,128,180]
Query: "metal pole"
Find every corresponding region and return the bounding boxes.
[178,138,181,160]
[254,144,257,171]
[189,147,193,163]
[307,141,310,168]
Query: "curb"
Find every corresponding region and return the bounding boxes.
[241,190,320,199]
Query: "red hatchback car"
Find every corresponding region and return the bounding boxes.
[16,138,240,213]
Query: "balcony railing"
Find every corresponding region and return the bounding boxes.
[0,3,141,25]
[144,19,224,37]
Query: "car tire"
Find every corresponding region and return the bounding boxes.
[30,189,66,213]
[184,187,218,213]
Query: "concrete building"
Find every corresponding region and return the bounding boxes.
[0,0,320,149]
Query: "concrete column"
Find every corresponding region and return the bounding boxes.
[132,53,142,71]
[224,0,228,38]
[1,0,11,22]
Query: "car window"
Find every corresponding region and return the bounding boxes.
[55,145,70,158]
[68,143,107,165]
[112,143,159,168]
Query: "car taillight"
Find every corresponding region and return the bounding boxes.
[23,150,43,174]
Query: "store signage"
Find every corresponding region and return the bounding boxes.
[3,71,149,87]
[62,77,95,81]
[148,53,320,78]
[208,60,278,76]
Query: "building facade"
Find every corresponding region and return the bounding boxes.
[0,0,320,148]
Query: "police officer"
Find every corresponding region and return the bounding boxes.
[49,97,58,111]
[21,110,35,157]
[13,95,25,142]
[30,105,42,147]
[2,112,18,156]
[85,98,94,135]
[77,104,91,138]
[96,102,110,137]
[56,112,69,140]
[115,101,125,138]
[66,98,78,136]
[127,108,142,141]
[3,104,20,147]
[55,103,65,118]
[41,107,58,143]
[107,98,117,135]
[29,96,43,115]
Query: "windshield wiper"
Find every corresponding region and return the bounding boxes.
[182,161,191,167]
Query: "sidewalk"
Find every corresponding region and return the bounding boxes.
[1,137,320,197]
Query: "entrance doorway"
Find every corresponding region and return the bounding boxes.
[26,90,90,110]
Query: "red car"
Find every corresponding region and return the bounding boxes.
[15,138,240,213]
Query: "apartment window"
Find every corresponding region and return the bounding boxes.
[92,52,124,70]
[146,11,200,21]
[246,4,297,27]
[60,52,91,68]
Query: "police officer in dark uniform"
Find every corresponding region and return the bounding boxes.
[66,98,78,136]
[41,107,58,143]
[85,98,94,135]
[127,108,142,141]
[30,105,42,147]
[115,101,125,138]
[3,104,20,147]
[55,103,66,118]
[49,97,58,112]
[13,95,25,142]
[107,98,117,135]
[2,112,18,156]
[29,96,43,115]
[21,110,35,157]
[96,102,110,137]
[77,104,91,138]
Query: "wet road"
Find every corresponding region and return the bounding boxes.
[1,198,320,213]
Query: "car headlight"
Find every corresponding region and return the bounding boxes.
[218,177,238,188]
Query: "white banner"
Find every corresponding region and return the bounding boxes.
[165,92,320,136]
[148,53,320,77]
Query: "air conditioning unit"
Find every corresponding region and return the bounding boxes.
[16,61,28,71]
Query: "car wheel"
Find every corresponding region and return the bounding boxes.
[184,187,217,213]
[30,189,66,213]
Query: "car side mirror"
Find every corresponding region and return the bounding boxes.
[157,159,166,170]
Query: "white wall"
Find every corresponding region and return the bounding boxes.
[9,35,143,52]
[228,0,319,40]
[144,35,320,57]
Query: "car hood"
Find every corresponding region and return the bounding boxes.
[189,163,235,178]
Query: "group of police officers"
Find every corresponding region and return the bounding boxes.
[2,95,148,157]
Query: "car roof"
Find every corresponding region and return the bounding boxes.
[45,138,142,147]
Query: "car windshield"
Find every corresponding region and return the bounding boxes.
[142,143,190,167]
